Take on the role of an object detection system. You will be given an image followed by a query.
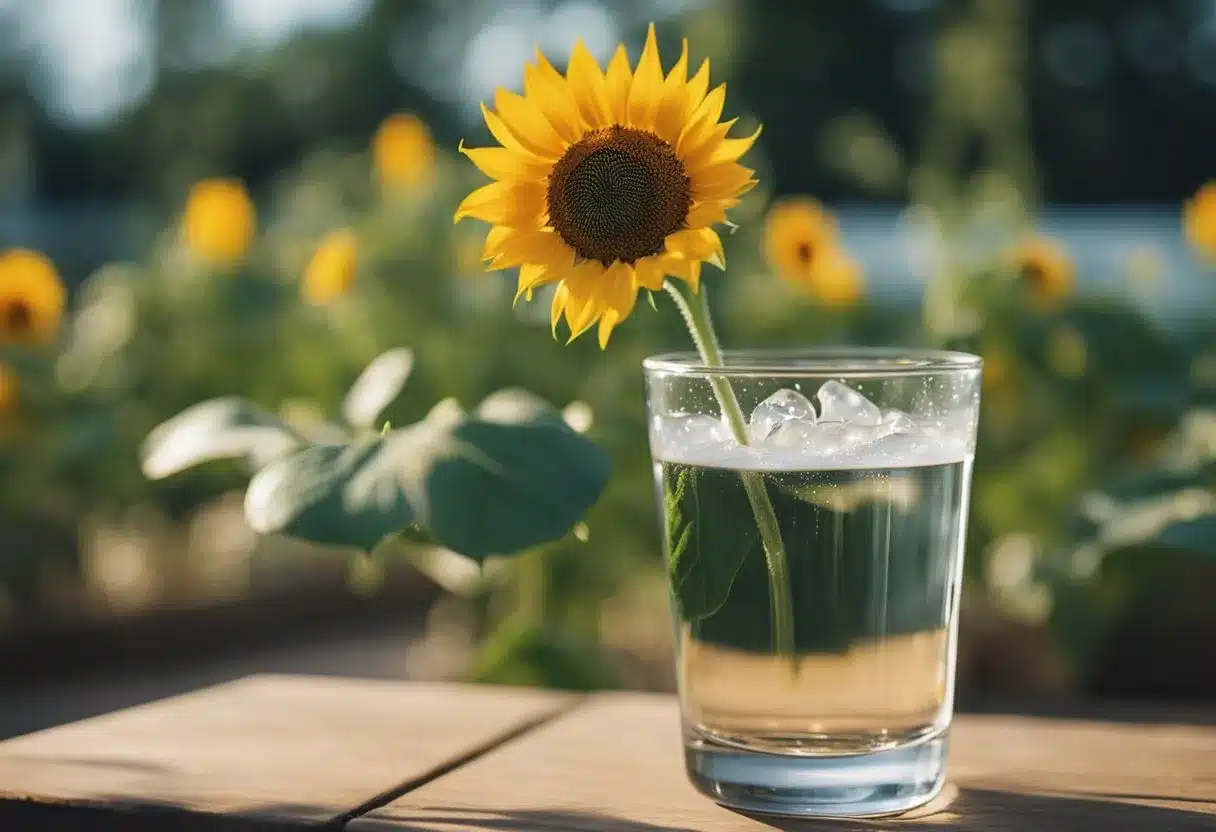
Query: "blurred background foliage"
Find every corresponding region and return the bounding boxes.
[1,0,1215,699]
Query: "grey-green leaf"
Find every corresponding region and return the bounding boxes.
[243,393,611,559]
[425,416,611,558]
[475,388,567,429]
[342,348,414,430]
[664,464,757,621]
[244,436,416,552]
[141,397,303,479]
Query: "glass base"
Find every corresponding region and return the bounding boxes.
[685,731,947,818]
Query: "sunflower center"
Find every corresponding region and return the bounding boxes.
[795,241,814,266]
[1,300,32,335]
[1021,261,1047,289]
[548,126,691,266]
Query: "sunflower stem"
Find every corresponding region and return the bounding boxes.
[663,281,796,663]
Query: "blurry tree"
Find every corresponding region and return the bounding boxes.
[2,0,1214,208]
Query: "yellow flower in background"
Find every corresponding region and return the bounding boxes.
[182,178,256,264]
[455,24,761,348]
[808,249,864,307]
[374,113,436,190]
[763,197,838,283]
[1184,181,1216,260]
[762,198,862,305]
[0,363,16,413]
[0,249,66,345]
[302,230,359,305]
[1011,236,1073,308]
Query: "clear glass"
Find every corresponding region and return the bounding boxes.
[643,348,981,818]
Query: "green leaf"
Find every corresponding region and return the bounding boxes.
[1151,516,1216,558]
[664,464,756,621]
[244,436,416,552]
[665,466,695,585]
[475,388,567,429]
[141,397,304,480]
[395,524,437,546]
[244,392,611,558]
[426,416,610,558]
[342,348,414,431]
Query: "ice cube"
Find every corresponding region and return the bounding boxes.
[749,388,816,441]
[880,408,917,436]
[655,413,728,444]
[770,420,884,454]
[768,419,822,449]
[816,380,882,426]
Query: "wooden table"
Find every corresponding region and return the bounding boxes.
[0,675,1211,831]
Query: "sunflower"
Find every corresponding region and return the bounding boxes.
[455,24,760,347]
[374,113,436,190]
[763,197,838,283]
[302,230,359,306]
[808,249,864,307]
[182,178,256,264]
[0,249,66,345]
[1184,181,1216,260]
[1010,236,1073,308]
[0,363,16,413]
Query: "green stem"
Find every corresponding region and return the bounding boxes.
[663,282,796,660]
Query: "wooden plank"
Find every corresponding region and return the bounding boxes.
[0,674,570,831]
[352,693,1216,832]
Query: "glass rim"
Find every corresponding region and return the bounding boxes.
[642,347,982,379]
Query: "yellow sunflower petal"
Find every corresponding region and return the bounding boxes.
[516,263,557,301]
[626,23,664,129]
[492,89,567,158]
[487,227,576,271]
[566,40,613,129]
[481,226,515,262]
[604,44,633,124]
[551,282,569,338]
[454,181,546,226]
[633,257,666,291]
[693,162,757,202]
[524,55,584,144]
[658,254,703,292]
[705,124,763,166]
[653,39,690,144]
[458,140,548,182]
[680,118,737,170]
[677,83,727,156]
[560,263,607,342]
[597,261,638,348]
[479,102,555,162]
[682,58,711,122]
[685,200,729,228]
[665,227,725,266]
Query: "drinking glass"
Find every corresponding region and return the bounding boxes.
[644,348,981,818]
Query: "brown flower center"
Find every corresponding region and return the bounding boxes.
[548,126,691,266]
[795,241,814,266]
[1021,260,1048,291]
[2,300,32,335]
